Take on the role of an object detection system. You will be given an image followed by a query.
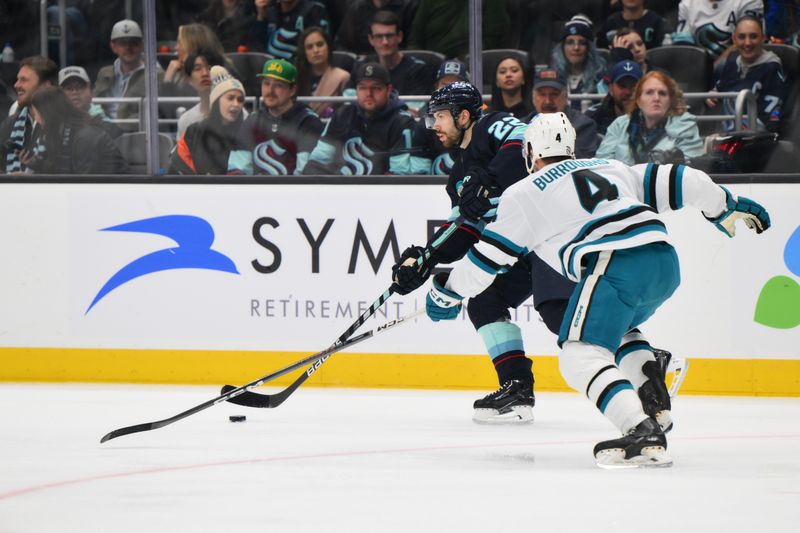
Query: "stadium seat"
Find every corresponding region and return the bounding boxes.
[466,49,530,93]
[764,43,799,123]
[645,45,712,93]
[403,49,446,89]
[331,50,358,73]
[115,132,175,174]
[225,52,273,99]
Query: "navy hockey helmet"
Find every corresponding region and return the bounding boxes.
[425,81,483,129]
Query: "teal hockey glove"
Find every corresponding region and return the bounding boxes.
[426,272,463,322]
[705,186,771,237]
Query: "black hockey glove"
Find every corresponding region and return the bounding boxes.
[391,245,433,295]
[459,166,499,222]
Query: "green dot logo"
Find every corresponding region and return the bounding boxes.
[754,226,800,329]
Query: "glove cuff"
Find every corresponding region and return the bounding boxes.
[430,272,463,305]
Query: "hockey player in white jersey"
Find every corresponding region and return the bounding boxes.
[425,112,771,468]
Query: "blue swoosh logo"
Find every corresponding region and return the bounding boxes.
[87,215,239,313]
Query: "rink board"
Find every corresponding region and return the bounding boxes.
[0,181,798,395]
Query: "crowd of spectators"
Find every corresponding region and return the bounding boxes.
[1,0,798,175]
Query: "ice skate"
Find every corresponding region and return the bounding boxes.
[639,359,673,432]
[472,380,534,424]
[594,418,672,469]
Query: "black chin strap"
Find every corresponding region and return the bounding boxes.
[453,111,475,147]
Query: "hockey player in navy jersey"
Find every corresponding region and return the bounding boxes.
[426,112,771,467]
[392,81,577,424]
[707,16,787,133]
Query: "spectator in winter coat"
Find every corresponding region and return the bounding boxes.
[59,66,122,140]
[596,70,704,165]
[170,66,247,175]
[552,15,608,113]
[706,16,787,133]
[25,87,128,174]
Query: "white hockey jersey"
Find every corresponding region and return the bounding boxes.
[446,159,728,298]
[676,0,764,56]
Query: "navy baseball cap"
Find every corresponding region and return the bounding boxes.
[354,62,391,85]
[436,60,469,82]
[611,60,643,84]
[533,68,566,90]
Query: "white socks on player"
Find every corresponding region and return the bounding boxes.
[560,341,649,434]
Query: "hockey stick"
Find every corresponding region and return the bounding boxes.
[100,307,427,443]
[220,305,432,408]
[100,218,463,443]
[216,217,466,409]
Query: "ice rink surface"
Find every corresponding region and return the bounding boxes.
[1,383,798,533]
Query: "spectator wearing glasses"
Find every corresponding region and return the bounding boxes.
[552,15,608,113]
[303,62,416,175]
[58,66,122,140]
[335,0,418,55]
[352,11,433,100]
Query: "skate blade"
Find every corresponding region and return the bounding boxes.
[666,356,688,398]
[472,405,534,425]
[595,447,673,469]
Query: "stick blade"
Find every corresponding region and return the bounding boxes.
[221,385,272,408]
[100,422,157,443]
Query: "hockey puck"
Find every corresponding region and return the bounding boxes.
[229,415,246,423]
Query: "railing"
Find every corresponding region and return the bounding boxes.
[91,90,759,133]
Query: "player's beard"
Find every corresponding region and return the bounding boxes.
[438,127,461,148]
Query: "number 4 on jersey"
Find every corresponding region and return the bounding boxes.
[572,169,619,213]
